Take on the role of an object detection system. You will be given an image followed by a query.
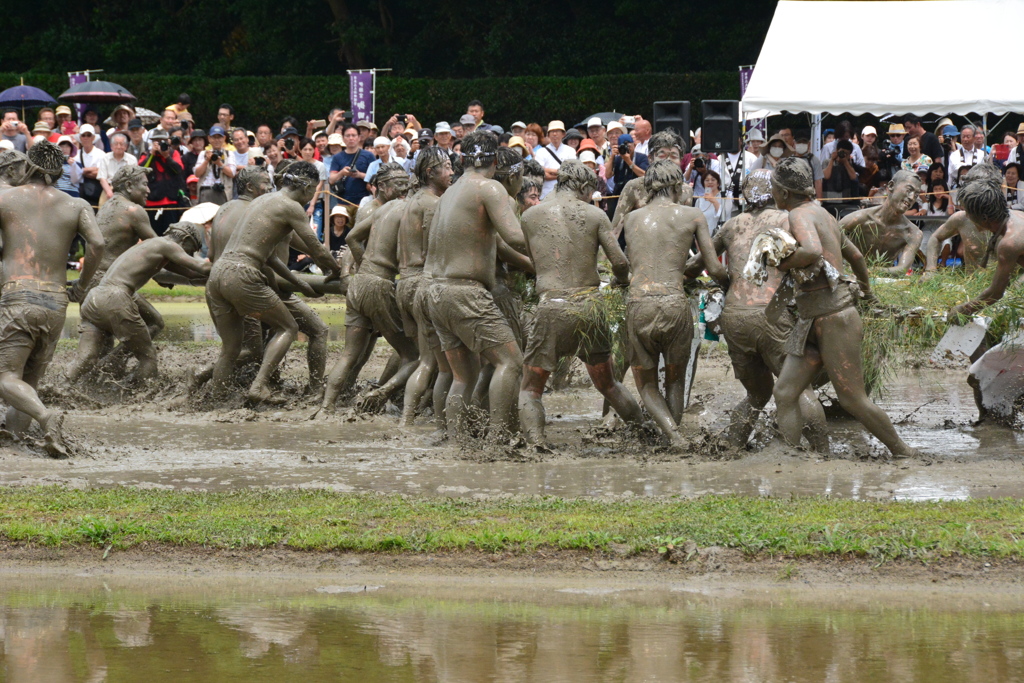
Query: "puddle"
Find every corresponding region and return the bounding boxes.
[1,573,1022,682]
[62,301,350,342]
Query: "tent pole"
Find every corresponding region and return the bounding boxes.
[811,113,823,157]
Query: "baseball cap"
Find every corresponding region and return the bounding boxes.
[128,118,144,130]
[862,125,877,137]
[606,121,625,135]
[941,125,959,137]
[510,121,526,131]
[547,120,566,132]
[209,125,227,137]
[435,121,452,135]
[460,114,476,126]
[579,150,597,164]
[327,133,344,146]
[587,117,604,128]
[280,126,299,137]
[186,174,199,184]
[418,128,433,139]
[78,124,96,136]
[373,136,390,147]
[617,133,633,145]
[490,125,504,135]
[55,105,72,116]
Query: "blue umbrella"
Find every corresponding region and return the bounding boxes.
[0,83,56,110]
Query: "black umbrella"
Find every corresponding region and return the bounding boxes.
[574,112,625,129]
[59,80,136,104]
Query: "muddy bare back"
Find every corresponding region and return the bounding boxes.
[625,202,705,293]
[0,184,95,284]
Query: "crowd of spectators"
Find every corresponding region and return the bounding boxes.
[3,95,1022,253]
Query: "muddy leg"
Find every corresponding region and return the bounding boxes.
[817,311,917,457]
[136,295,165,341]
[377,348,401,386]
[431,350,453,432]
[519,365,552,444]
[480,341,523,435]
[774,349,824,448]
[292,301,329,393]
[120,322,158,382]
[357,328,419,413]
[320,325,374,411]
[67,323,111,384]
[445,345,481,438]
[587,357,642,427]
[209,308,246,398]
[402,332,438,426]
[632,365,683,444]
[237,317,264,366]
[246,303,298,403]
[727,362,775,447]
[664,362,689,425]
[472,363,494,410]
[0,347,66,456]
[799,388,830,452]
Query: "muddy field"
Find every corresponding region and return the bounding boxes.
[2,333,1022,501]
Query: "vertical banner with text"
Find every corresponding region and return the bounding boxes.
[348,70,375,125]
[68,72,89,121]
[738,65,765,136]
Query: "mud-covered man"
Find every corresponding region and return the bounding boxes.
[425,130,531,437]
[397,147,454,428]
[922,164,1005,277]
[206,161,339,403]
[319,162,416,413]
[0,141,105,455]
[771,157,918,457]
[68,222,210,384]
[518,160,643,445]
[623,160,727,445]
[610,130,693,242]
[839,170,922,275]
[694,169,828,449]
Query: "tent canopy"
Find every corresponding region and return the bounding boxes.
[742,0,1024,118]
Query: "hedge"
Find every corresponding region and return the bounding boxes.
[0,72,739,132]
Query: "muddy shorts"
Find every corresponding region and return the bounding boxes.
[281,293,329,338]
[719,304,791,380]
[81,284,151,344]
[492,282,524,350]
[395,273,424,341]
[523,290,611,372]
[625,293,694,370]
[0,287,68,378]
[206,254,281,319]
[345,272,403,338]
[428,279,516,354]
[785,282,858,357]
[414,281,441,349]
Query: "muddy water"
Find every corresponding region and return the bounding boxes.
[61,301,349,342]
[1,572,1022,682]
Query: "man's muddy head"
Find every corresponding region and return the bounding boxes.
[111,165,151,204]
[958,179,1009,230]
[0,149,28,185]
[742,169,774,209]
[518,176,542,210]
[648,129,687,161]
[886,170,920,213]
[375,162,410,201]
[964,163,1004,188]
[555,159,598,198]
[460,130,498,169]
[522,159,544,184]
[494,147,524,197]
[643,159,683,200]
[771,157,816,207]
[414,146,452,188]
[235,166,271,200]
[165,221,205,255]
[25,140,65,186]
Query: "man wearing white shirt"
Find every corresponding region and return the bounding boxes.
[720,136,759,213]
[632,118,652,157]
[534,120,576,198]
[97,132,138,204]
[948,124,986,183]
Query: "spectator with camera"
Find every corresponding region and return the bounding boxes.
[874,123,906,185]
[193,125,236,205]
[1,110,30,152]
[329,123,374,215]
[822,136,864,215]
[381,113,421,140]
[948,124,986,181]
[139,128,188,235]
[819,121,864,168]
[684,147,720,197]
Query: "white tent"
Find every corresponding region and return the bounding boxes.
[742,0,1024,118]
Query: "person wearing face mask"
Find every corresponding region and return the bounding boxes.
[749,133,789,171]
[790,130,823,199]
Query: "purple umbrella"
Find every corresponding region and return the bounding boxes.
[0,84,56,109]
[59,80,136,104]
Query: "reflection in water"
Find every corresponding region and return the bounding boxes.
[2,583,1023,682]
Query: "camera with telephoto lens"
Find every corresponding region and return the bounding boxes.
[158,140,169,152]
[210,149,224,161]
[618,143,629,155]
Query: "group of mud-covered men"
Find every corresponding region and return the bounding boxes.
[0,126,1022,458]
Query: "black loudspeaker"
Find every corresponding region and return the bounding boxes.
[701,100,740,153]
[652,101,690,138]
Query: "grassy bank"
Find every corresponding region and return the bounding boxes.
[2,487,1023,563]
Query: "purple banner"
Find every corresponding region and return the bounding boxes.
[348,71,373,124]
[69,73,89,122]
[739,66,754,98]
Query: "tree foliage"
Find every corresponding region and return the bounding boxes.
[0,0,773,77]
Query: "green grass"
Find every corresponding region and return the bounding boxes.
[3,487,1024,563]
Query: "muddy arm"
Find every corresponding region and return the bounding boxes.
[76,202,105,294]
[890,223,924,274]
[288,204,340,275]
[596,212,630,285]
[610,184,637,239]
[779,206,823,270]
[685,224,727,279]
[267,254,318,297]
[841,235,873,299]
[484,184,528,249]
[951,241,1017,321]
[923,215,961,275]
[131,204,158,241]
[163,243,211,279]
[496,235,534,274]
